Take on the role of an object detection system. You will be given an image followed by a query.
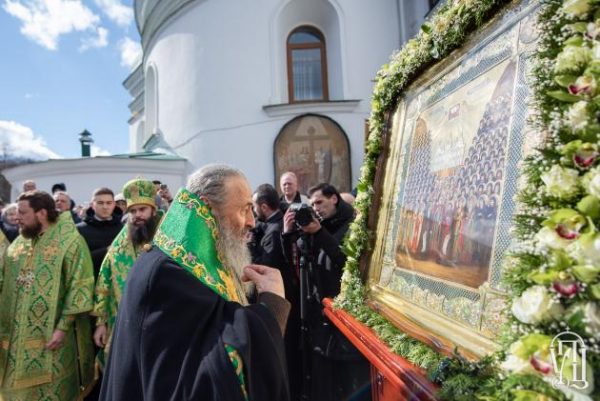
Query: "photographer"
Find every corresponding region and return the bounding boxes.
[249,184,301,400]
[282,183,368,401]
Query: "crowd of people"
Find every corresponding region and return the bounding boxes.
[0,165,369,401]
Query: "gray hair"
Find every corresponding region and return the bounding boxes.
[1,203,17,223]
[186,164,246,206]
[53,190,71,201]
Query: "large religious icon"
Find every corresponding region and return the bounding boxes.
[365,2,543,358]
[394,59,515,289]
[274,115,351,194]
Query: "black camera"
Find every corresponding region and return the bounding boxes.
[289,203,315,227]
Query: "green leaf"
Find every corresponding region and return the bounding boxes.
[555,74,578,87]
[513,334,552,359]
[572,264,600,283]
[561,139,583,155]
[564,35,584,46]
[584,60,600,76]
[549,250,573,271]
[567,308,586,332]
[589,283,600,299]
[569,22,588,33]
[528,270,560,285]
[512,389,547,401]
[546,90,581,102]
[421,23,432,34]
[577,195,600,219]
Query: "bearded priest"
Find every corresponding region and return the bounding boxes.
[99,164,290,401]
[92,178,162,367]
[0,191,95,401]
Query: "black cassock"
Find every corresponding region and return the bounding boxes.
[99,247,290,401]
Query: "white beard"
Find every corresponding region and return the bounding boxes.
[215,219,254,298]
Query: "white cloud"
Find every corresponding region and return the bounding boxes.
[0,120,61,160]
[24,92,40,99]
[93,0,132,27]
[3,0,101,50]
[90,144,111,157]
[118,37,142,70]
[79,26,108,51]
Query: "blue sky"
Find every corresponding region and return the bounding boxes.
[0,0,141,160]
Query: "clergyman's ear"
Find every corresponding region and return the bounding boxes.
[37,208,48,221]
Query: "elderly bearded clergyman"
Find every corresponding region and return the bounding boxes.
[99,164,290,401]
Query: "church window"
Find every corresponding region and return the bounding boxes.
[287,26,328,103]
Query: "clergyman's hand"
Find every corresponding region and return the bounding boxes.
[94,324,108,348]
[241,264,285,299]
[46,329,66,350]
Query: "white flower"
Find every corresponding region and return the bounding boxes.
[535,226,572,250]
[568,101,590,131]
[541,165,580,198]
[511,286,564,324]
[568,233,600,265]
[563,0,591,17]
[587,20,600,40]
[501,353,535,374]
[555,46,591,73]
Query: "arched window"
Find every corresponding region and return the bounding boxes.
[287,26,328,103]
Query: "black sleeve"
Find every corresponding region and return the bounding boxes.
[312,224,348,270]
[256,231,284,267]
[102,250,289,401]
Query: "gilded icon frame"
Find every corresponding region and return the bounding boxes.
[365,1,542,359]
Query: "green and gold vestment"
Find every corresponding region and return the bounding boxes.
[153,189,250,399]
[0,212,95,401]
[92,213,161,363]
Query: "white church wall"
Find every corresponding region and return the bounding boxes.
[273,0,343,102]
[133,0,430,191]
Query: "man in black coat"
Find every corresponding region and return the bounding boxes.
[250,184,293,291]
[76,187,123,278]
[250,183,300,400]
[282,183,369,401]
[99,164,290,401]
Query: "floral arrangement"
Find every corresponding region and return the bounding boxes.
[335,0,600,399]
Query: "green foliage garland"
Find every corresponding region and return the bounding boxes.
[336,0,600,399]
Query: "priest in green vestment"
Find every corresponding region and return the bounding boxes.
[92,178,161,364]
[0,191,95,401]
